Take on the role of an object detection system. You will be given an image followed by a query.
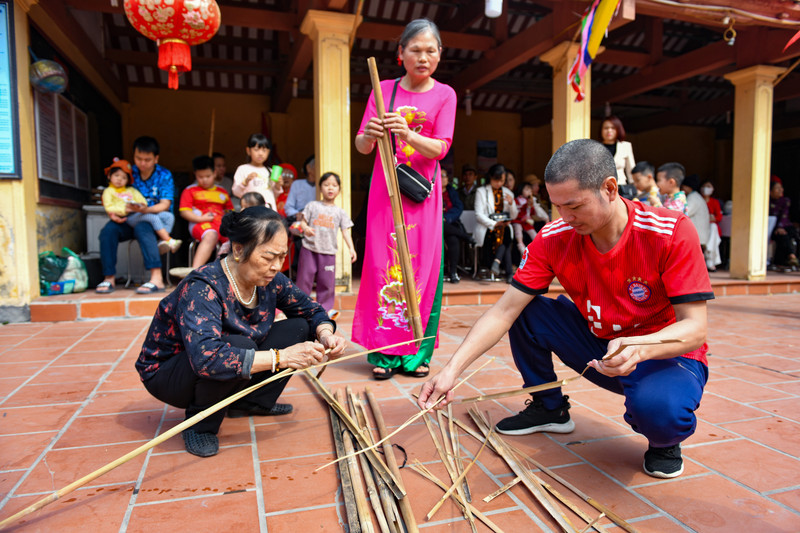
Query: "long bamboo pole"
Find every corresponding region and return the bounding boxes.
[366,56,424,344]
[0,339,425,531]
[208,108,216,156]
[330,403,362,533]
[337,390,376,533]
[365,389,419,533]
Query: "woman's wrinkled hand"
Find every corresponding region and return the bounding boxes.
[319,333,347,359]
[384,112,410,141]
[363,116,385,140]
[280,341,327,370]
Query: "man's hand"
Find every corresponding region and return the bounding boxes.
[127,202,147,213]
[109,213,127,223]
[588,337,642,377]
[417,368,457,410]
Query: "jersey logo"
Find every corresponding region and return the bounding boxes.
[627,278,651,303]
[519,247,528,270]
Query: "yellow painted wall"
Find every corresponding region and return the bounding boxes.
[124,88,316,174]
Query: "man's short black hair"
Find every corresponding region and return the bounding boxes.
[192,155,215,172]
[657,162,686,187]
[632,161,655,177]
[544,139,617,190]
[133,136,160,156]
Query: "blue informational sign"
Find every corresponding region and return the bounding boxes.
[0,2,19,178]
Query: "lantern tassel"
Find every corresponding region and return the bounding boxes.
[157,39,191,90]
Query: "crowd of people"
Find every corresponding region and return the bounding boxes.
[86,17,796,481]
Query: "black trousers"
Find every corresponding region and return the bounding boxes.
[143,318,310,434]
[482,227,512,275]
[773,226,799,266]
[443,220,472,277]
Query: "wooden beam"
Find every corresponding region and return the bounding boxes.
[32,0,127,105]
[491,11,509,43]
[775,74,800,101]
[624,95,733,132]
[105,48,280,75]
[451,14,555,95]
[635,1,800,29]
[439,1,485,33]
[356,22,496,52]
[596,48,650,68]
[273,35,314,112]
[594,40,735,104]
[608,0,635,32]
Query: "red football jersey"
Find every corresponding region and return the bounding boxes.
[179,184,234,224]
[512,198,713,364]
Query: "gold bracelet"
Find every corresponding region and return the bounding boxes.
[275,348,280,369]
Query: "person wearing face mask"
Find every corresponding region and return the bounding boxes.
[700,179,723,271]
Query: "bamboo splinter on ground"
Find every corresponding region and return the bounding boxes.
[366,56,424,345]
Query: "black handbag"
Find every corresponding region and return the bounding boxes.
[388,79,437,203]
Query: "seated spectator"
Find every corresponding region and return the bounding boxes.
[682,174,710,252]
[505,169,517,196]
[632,161,662,207]
[513,180,549,256]
[211,152,235,202]
[179,156,234,270]
[441,168,473,284]
[656,162,687,215]
[769,179,799,271]
[97,136,176,294]
[458,163,479,210]
[701,179,723,271]
[474,164,518,282]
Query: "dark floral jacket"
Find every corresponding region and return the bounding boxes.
[135,260,332,382]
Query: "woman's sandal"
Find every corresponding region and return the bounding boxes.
[94,281,115,294]
[406,364,430,378]
[136,282,165,294]
[372,366,397,380]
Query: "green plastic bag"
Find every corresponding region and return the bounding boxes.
[38,248,88,295]
[39,251,68,295]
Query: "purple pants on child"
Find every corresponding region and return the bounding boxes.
[296,247,336,311]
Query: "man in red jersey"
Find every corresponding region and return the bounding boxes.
[419,139,713,479]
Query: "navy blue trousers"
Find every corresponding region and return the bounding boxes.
[508,295,708,447]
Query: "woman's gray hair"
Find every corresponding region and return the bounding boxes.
[399,18,442,49]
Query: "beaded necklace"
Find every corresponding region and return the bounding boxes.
[224,256,257,306]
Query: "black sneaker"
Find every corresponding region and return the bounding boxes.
[495,396,575,436]
[643,444,684,478]
[182,428,219,457]
[227,401,293,418]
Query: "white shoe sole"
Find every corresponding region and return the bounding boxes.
[643,460,684,479]
[495,419,575,436]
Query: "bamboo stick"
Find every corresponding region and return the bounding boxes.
[208,108,216,156]
[352,394,402,533]
[330,402,362,533]
[0,339,427,531]
[447,404,471,503]
[366,56,423,344]
[459,340,684,405]
[425,426,491,521]
[337,390,376,533]
[303,371,405,499]
[438,410,475,529]
[409,461,506,533]
[483,476,521,503]
[318,358,494,471]
[365,388,419,533]
[348,388,392,533]
[469,409,578,533]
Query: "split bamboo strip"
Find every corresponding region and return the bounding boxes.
[505,443,638,533]
[425,425,491,521]
[483,476,521,503]
[469,409,578,533]
[0,339,426,531]
[421,414,476,531]
[366,56,423,343]
[539,479,607,533]
[365,388,419,533]
[410,461,505,533]
[437,410,474,527]
[351,394,402,533]
[347,388,392,533]
[303,371,405,499]
[318,357,495,471]
[459,339,684,405]
[447,404,472,503]
[337,390,376,533]
[580,513,607,533]
[330,403,362,533]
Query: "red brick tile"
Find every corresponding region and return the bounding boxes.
[80,300,125,319]
[126,490,260,533]
[81,389,164,416]
[480,292,502,304]
[635,474,798,532]
[4,484,133,531]
[127,299,159,317]
[747,284,771,295]
[2,381,96,407]
[265,505,343,533]
[695,392,769,424]
[29,303,78,322]
[29,363,112,385]
[0,346,66,363]
[0,361,50,378]
[770,487,800,513]
[704,377,791,403]
[54,349,127,366]
[445,293,479,306]
[0,404,78,435]
[721,416,800,457]
[260,454,339,512]
[712,365,790,385]
[602,515,697,532]
[0,470,25,501]
[0,324,49,336]
[683,419,741,445]
[722,285,747,296]
[136,445,256,503]
[55,411,162,448]
[0,431,58,470]
[750,397,800,423]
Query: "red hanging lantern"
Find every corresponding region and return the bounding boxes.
[123,0,221,90]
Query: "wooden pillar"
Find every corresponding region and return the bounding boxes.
[540,42,591,153]
[723,65,785,280]
[301,10,356,294]
[0,1,40,321]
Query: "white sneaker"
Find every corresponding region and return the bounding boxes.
[168,238,183,253]
[158,240,170,254]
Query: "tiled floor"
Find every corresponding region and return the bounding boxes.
[1,293,800,531]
